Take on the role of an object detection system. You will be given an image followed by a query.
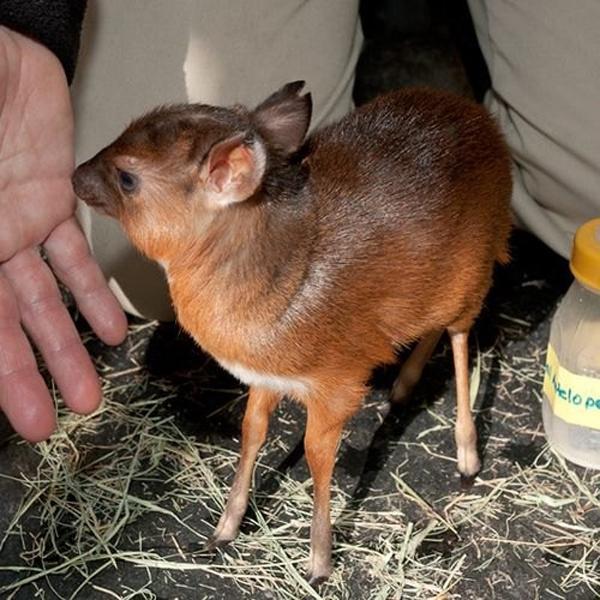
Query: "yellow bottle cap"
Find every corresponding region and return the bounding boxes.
[570,218,600,291]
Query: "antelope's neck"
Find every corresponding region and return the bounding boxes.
[165,199,314,363]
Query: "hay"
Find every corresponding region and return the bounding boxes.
[0,316,598,599]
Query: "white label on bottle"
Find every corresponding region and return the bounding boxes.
[543,344,600,430]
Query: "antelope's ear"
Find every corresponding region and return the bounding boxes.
[200,133,266,207]
[252,81,312,155]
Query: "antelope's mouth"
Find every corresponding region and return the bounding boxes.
[73,187,115,217]
[81,196,115,216]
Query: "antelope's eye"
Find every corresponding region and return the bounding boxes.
[116,169,139,194]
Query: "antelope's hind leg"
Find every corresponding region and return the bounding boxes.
[448,329,481,484]
[206,386,281,549]
[391,330,443,404]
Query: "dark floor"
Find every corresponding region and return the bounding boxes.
[2,231,598,600]
[1,2,599,599]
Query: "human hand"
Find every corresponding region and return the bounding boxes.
[0,27,128,442]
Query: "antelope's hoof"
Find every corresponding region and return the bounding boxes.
[203,535,234,552]
[305,571,330,588]
[459,472,477,490]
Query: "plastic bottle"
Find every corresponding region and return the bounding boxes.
[542,218,600,469]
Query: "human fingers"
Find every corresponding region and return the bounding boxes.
[0,272,55,441]
[1,248,102,415]
[44,217,128,345]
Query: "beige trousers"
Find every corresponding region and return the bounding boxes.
[468,0,600,259]
[72,0,362,320]
[74,2,599,322]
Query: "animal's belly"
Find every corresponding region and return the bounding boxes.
[216,358,311,398]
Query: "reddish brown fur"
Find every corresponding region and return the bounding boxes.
[73,84,512,583]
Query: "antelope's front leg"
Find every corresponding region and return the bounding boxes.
[304,390,362,586]
[207,386,281,549]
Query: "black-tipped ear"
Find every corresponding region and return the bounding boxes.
[252,81,312,155]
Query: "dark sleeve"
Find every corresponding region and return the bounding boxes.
[0,0,87,84]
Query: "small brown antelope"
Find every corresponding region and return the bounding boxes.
[73,82,512,585]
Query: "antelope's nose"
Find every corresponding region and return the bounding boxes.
[72,162,115,216]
